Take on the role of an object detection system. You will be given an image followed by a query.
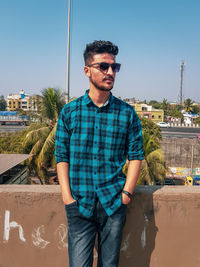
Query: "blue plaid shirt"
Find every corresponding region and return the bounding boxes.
[55,90,143,218]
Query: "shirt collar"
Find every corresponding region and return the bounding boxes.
[83,89,114,107]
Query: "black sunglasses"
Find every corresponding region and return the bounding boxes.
[87,62,121,73]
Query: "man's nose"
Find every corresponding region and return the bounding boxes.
[107,65,115,76]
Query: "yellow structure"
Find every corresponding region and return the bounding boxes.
[184,176,193,186]
[7,90,31,111]
[130,103,164,123]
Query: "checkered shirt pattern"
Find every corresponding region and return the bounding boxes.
[55,90,144,218]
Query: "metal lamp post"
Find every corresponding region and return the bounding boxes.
[66,0,71,103]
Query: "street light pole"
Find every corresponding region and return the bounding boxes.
[179,60,185,109]
[66,0,71,103]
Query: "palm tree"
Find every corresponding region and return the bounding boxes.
[123,131,166,185]
[41,87,65,123]
[138,132,166,185]
[184,98,193,113]
[23,88,65,184]
[161,98,168,120]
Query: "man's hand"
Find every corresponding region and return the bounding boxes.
[57,162,76,206]
[121,193,131,205]
[63,196,76,205]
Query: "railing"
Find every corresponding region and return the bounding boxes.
[170,122,199,127]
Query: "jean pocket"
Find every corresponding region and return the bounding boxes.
[65,201,77,208]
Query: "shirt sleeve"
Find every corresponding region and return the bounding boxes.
[126,108,144,160]
[55,107,70,164]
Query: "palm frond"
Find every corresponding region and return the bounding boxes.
[37,124,57,169]
[137,160,151,185]
[23,126,51,151]
[30,139,44,156]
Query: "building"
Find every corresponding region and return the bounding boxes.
[7,90,31,111]
[29,94,43,112]
[7,91,42,112]
[130,103,164,123]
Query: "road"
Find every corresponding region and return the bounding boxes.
[0,125,28,133]
[0,125,200,138]
[161,127,200,138]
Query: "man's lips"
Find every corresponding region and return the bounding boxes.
[103,77,114,82]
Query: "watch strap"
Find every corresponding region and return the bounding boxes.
[122,190,133,199]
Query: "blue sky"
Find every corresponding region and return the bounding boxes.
[0,0,200,102]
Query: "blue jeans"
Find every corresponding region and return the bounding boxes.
[65,199,127,267]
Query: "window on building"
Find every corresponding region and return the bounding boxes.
[158,115,161,119]
[142,107,147,111]
[152,115,155,118]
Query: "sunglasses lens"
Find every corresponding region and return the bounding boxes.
[99,63,109,71]
[98,62,121,72]
[112,63,121,72]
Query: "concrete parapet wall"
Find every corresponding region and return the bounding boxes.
[0,185,200,267]
[162,137,200,168]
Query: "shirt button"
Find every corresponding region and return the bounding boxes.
[96,126,98,129]
[94,172,96,175]
[94,156,96,159]
[95,141,97,144]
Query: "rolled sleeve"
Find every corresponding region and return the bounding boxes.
[126,108,144,160]
[55,107,70,164]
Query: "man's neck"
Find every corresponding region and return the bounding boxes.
[88,87,110,107]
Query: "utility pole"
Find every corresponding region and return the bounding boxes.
[179,60,185,109]
[66,0,71,103]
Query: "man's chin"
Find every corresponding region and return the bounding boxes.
[97,86,113,92]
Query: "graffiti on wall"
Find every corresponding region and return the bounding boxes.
[1,209,147,255]
[167,167,200,177]
[2,210,68,249]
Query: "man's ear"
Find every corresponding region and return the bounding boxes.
[84,66,91,78]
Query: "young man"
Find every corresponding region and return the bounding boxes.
[55,40,143,267]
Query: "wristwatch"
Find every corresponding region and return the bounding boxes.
[122,190,133,199]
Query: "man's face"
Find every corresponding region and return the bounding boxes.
[84,53,116,92]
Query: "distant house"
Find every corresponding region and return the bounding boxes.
[182,112,200,125]
[7,91,42,112]
[129,103,164,123]
[7,90,31,111]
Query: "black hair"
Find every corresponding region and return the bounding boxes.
[84,40,119,65]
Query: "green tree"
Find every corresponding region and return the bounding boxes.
[123,118,166,185]
[0,95,7,111]
[0,123,44,154]
[41,87,65,124]
[23,88,65,183]
[161,98,168,118]
[137,132,166,185]
[184,98,193,113]
[191,105,200,114]
[148,100,161,109]
[140,116,162,143]
[169,109,184,122]
[194,117,200,125]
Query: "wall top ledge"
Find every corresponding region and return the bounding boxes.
[0,185,200,195]
[135,185,200,198]
[0,184,61,193]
